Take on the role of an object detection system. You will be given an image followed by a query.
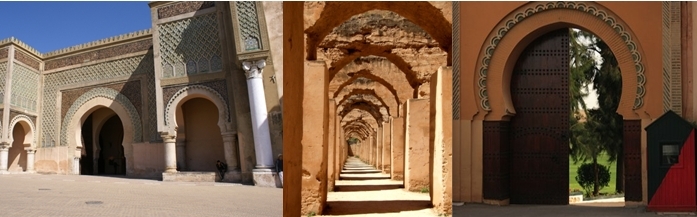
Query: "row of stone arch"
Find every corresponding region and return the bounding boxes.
[14,84,243,179]
[284,2,453,216]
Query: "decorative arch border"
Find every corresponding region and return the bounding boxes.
[164,84,230,131]
[61,87,142,146]
[477,1,646,111]
[9,114,36,148]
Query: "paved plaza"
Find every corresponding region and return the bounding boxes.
[0,174,282,217]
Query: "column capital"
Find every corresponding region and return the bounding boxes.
[221,131,238,137]
[242,59,267,79]
[160,131,176,143]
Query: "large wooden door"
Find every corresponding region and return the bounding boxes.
[509,29,570,204]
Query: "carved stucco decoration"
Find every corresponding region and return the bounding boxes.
[158,13,223,78]
[11,63,40,112]
[235,1,263,51]
[9,114,37,148]
[477,1,646,111]
[61,87,143,146]
[163,84,230,127]
[42,54,149,147]
[0,62,6,104]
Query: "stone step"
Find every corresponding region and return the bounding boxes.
[162,171,217,182]
[341,169,381,174]
[342,167,377,171]
[340,173,390,181]
[323,189,432,215]
[334,179,403,192]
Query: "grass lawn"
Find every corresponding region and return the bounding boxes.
[569,153,618,195]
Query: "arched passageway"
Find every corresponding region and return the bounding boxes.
[79,107,126,176]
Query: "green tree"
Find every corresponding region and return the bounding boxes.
[568,28,624,194]
[589,38,624,193]
[569,28,598,164]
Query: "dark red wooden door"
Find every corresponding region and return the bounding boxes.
[509,29,570,204]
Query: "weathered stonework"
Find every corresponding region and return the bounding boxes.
[44,39,152,71]
[157,1,215,19]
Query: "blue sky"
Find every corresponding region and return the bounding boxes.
[0,1,152,53]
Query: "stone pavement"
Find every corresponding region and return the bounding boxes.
[321,157,437,216]
[0,173,281,217]
[453,199,696,217]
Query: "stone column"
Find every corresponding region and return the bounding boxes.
[404,99,431,191]
[391,117,405,180]
[222,132,241,182]
[300,61,329,215]
[0,144,8,173]
[382,120,392,173]
[162,133,177,173]
[242,59,274,169]
[175,138,186,171]
[377,125,383,170]
[368,135,374,165]
[73,156,80,175]
[25,148,35,173]
[429,67,453,214]
[327,99,336,191]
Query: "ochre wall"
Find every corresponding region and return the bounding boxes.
[181,98,226,172]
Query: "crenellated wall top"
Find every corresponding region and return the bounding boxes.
[0,28,153,60]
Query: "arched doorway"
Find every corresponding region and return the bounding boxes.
[178,98,225,172]
[79,107,126,176]
[506,28,628,205]
[97,115,125,175]
[7,123,29,172]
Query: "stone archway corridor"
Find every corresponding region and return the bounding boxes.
[284,2,453,216]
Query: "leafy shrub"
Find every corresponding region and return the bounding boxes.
[575,162,611,197]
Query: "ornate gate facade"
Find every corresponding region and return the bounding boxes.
[508,29,570,204]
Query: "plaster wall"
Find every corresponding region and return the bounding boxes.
[262,1,284,99]
[34,146,71,174]
[131,142,164,177]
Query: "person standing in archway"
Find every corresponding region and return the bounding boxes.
[216,160,228,181]
[276,154,283,187]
